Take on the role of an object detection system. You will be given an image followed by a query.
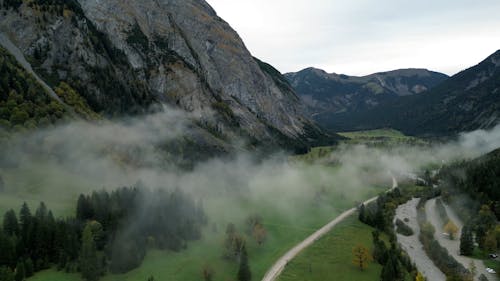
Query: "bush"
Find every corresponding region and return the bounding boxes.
[395,219,414,236]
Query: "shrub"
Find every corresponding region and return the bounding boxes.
[395,219,414,236]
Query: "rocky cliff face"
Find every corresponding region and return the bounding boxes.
[0,0,328,153]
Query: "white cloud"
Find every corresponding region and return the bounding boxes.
[206,0,500,75]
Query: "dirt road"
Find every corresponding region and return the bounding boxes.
[261,177,398,281]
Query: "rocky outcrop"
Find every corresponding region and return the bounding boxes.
[0,0,329,153]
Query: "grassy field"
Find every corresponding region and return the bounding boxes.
[26,184,386,281]
[292,128,427,164]
[1,129,428,281]
[338,128,426,146]
[277,215,383,281]
[338,128,410,139]
[0,160,391,281]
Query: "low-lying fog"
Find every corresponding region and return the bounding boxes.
[0,107,499,222]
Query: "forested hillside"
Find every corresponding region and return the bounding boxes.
[312,50,500,136]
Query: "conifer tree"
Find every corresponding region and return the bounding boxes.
[381,255,403,281]
[237,244,251,281]
[460,225,474,256]
[3,210,19,237]
[14,260,25,281]
[19,203,32,249]
[24,258,33,278]
[79,224,100,281]
[0,231,14,267]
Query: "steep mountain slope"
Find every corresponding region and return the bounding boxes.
[0,45,69,133]
[440,147,500,218]
[0,0,330,153]
[321,50,500,136]
[285,68,448,116]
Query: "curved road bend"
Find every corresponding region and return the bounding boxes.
[261,176,398,281]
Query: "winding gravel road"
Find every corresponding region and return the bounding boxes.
[261,176,398,281]
[395,198,446,281]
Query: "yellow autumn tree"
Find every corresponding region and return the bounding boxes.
[444,220,459,240]
[415,272,425,281]
[352,244,371,271]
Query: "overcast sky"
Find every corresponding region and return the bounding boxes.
[206,0,500,76]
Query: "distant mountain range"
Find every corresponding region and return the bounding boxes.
[288,50,500,136]
[285,68,448,116]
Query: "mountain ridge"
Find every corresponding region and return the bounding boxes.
[0,0,333,153]
[285,67,448,118]
[316,50,500,136]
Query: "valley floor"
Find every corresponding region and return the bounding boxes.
[276,215,384,281]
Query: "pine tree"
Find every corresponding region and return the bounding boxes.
[460,226,474,256]
[381,256,397,281]
[19,203,32,250]
[0,230,14,267]
[359,204,366,222]
[3,210,19,237]
[76,195,93,221]
[14,260,25,281]
[374,209,385,230]
[33,202,51,270]
[35,202,48,221]
[372,231,388,264]
[237,245,251,281]
[79,224,100,281]
[381,255,403,281]
[24,259,33,278]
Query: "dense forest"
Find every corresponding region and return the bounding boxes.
[0,186,206,281]
[0,47,67,132]
[441,148,500,217]
[439,148,500,261]
[358,186,423,280]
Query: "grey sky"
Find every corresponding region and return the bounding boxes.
[206,0,500,76]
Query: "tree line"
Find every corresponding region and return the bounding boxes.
[358,186,421,280]
[440,149,500,257]
[0,186,206,281]
[415,197,471,281]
